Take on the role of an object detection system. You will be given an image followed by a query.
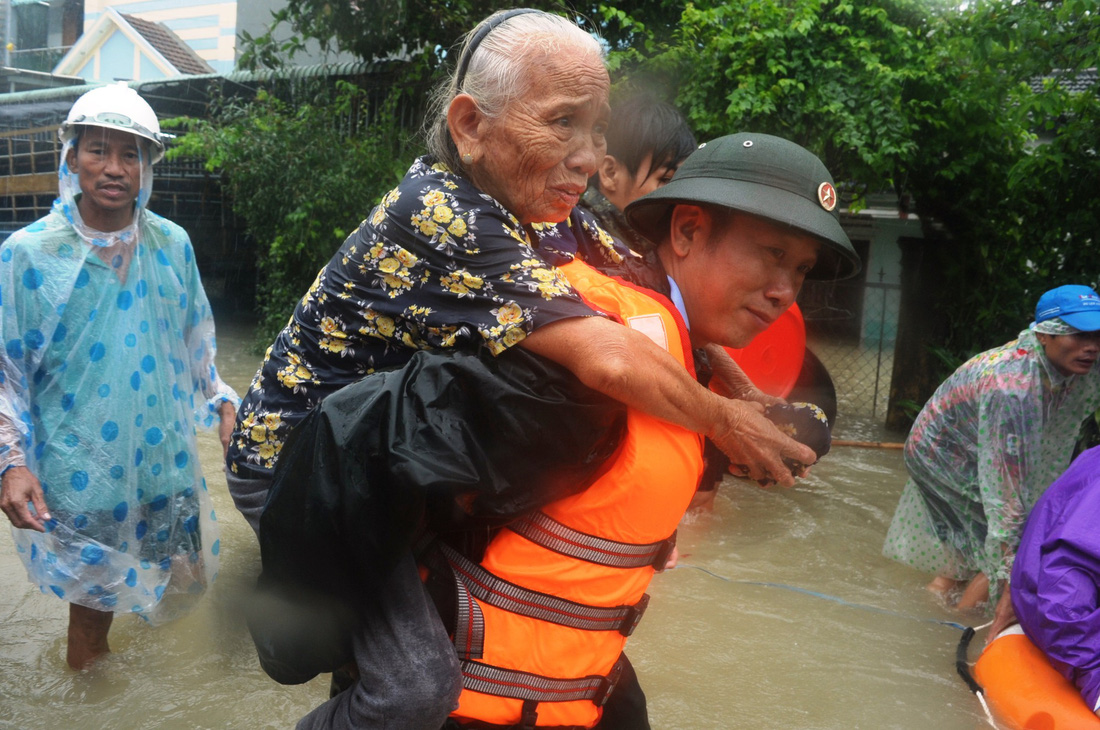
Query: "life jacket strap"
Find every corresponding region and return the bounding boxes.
[460,656,624,707]
[453,555,487,660]
[439,542,649,640]
[509,511,677,571]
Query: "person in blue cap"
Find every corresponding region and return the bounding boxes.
[883,284,1100,635]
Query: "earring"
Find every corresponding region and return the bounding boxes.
[461,152,473,165]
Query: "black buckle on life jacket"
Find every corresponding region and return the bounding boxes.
[594,657,625,707]
[618,593,650,637]
[519,699,539,730]
[652,532,677,571]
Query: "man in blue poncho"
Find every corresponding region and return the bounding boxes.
[1012,442,1100,716]
[0,84,239,669]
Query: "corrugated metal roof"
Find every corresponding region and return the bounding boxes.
[0,59,404,108]
[0,60,403,107]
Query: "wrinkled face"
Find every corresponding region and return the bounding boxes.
[67,126,143,231]
[1037,330,1100,376]
[473,49,610,225]
[669,209,820,349]
[602,152,682,212]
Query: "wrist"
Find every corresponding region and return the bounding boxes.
[707,393,746,441]
[0,462,27,484]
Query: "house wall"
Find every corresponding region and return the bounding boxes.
[84,0,237,73]
[63,22,176,82]
[98,30,135,80]
[236,0,358,67]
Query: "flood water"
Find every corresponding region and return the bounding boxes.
[0,313,992,729]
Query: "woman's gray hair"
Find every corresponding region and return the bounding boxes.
[424,9,605,172]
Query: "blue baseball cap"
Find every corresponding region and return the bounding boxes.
[1034,285,1100,332]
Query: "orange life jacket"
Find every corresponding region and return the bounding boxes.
[445,259,704,728]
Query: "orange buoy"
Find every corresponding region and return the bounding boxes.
[973,627,1100,729]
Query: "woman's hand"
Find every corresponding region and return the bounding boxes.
[704,343,785,406]
[708,399,815,487]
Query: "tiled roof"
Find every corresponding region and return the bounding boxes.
[1028,68,1098,95]
[122,14,214,76]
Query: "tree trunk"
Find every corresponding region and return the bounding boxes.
[885,235,949,432]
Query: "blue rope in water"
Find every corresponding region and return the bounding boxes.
[673,563,970,632]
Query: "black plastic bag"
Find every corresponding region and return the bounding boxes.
[250,347,626,684]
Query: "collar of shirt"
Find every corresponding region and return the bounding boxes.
[666,275,690,331]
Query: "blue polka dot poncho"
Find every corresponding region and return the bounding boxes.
[0,146,238,624]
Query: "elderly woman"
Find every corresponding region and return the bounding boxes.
[233,8,815,729]
[883,284,1100,635]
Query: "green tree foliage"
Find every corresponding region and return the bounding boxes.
[611,0,1098,361]
[167,82,417,347]
[236,1,687,72]
[898,1,1099,351]
[609,1,933,197]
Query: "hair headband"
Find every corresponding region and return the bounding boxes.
[453,8,541,91]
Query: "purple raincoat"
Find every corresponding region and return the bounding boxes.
[1011,444,1100,714]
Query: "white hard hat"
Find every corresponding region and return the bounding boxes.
[59,83,166,163]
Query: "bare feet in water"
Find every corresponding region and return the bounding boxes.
[926,573,989,611]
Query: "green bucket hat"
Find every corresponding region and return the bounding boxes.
[625,132,862,280]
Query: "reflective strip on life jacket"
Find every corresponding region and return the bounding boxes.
[453,557,487,661]
[448,259,702,728]
[441,542,650,645]
[509,511,676,571]
[460,656,623,706]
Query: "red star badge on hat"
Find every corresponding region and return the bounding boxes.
[817,182,837,211]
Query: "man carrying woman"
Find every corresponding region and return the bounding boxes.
[238,8,856,729]
[262,128,854,727]
[429,130,853,728]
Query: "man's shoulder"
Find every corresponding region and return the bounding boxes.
[3,211,72,253]
[142,209,189,242]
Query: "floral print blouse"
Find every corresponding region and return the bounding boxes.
[228,157,630,479]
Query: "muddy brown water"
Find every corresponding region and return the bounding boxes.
[0,315,991,729]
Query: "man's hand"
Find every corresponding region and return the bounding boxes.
[0,465,50,531]
[218,401,237,459]
[710,399,817,488]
